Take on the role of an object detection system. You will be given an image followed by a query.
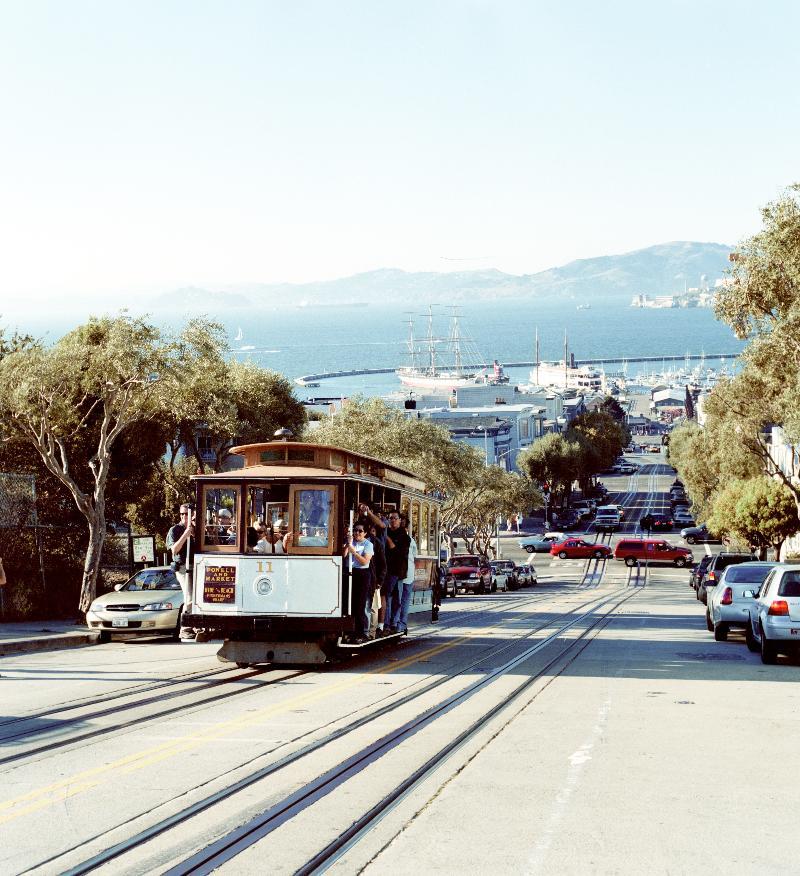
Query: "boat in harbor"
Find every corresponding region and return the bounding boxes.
[525,330,608,392]
[396,308,507,391]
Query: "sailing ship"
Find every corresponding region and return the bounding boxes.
[396,308,506,391]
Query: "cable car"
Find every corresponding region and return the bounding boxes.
[182,440,443,665]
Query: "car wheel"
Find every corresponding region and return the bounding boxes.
[705,611,713,632]
[491,580,497,593]
[745,622,759,652]
[98,629,111,644]
[558,550,568,559]
[674,557,687,568]
[236,661,251,669]
[686,536,697,544]
[525,546,535,553]
[760,624,778,664]
[477,582,485,594]
[593,550,603,558]
[713,622,728,641]
[625,557,636,567]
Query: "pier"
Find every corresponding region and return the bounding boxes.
[293,351,739,385]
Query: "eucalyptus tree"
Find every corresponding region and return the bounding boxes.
[305,397,537,550]
[0,315,176,612]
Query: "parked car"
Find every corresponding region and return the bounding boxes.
[446,555,492,594]
[570,501,595,520]
[514,562,536,587]
[696,552,758,604]
[681,524,722,545]
[613,538,692,568]
[490,560,516,592]
[519,533,562,553]
[86,567,185,642]
[690,555,713,590]
[550,538,613,560]
[745,565,800,663]
[707,562,777,641]
[673,510,696,527]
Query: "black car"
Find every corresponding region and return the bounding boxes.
[680,524,721,545]
[696,552,758,604]
[690,555,713,590]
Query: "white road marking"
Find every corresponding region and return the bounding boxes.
[526,698,612,874]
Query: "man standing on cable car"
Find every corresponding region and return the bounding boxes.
[384,511,411,635]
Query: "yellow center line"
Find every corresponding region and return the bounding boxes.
[0,632,475,823]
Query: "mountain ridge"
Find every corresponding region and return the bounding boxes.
[151,240,731,309]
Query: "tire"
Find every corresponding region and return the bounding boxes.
[705,611,714,632]
[593,550,603,558]
[477,581,486,594]
[686,536,697,544]
[171,611,183,641]
[525,546,535,553]
[558,550,568,559]
[98,629,111,643]
[625,557,637,567]
[713,622,728,641]
[760,625,778,664]
[674,557,687,568]
[236,661,251,669]
[491,580,497,593]
[745,622,759,652]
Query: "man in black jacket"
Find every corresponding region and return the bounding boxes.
[383,511,410,634]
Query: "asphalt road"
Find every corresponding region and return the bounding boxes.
[1,456,796,875]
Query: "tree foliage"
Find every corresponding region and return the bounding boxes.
[306,397,541,553]
[567,410,628,490]
[707,477,797,558]
[0,315,173,612]
[169,320,307,473]
[516,432,581,508]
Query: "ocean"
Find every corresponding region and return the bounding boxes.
[5,297,745,400]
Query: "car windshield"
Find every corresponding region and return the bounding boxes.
[725,565,773,583]
[716,554,756,570]
[122,570,181,591]
[449,556,479,566]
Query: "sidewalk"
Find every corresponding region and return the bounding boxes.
[0,619,99,657]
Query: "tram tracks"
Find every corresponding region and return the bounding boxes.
[38,584,636,876]
[3,589,556,770]
[163,586,641,876]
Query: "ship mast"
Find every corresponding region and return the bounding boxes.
[405,313,417,372]
[426,305,436,376]
[450,309,463,376]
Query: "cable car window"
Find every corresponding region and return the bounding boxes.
[288,485,336,554]
[411,500,420,542]
[201,486,240,552]
[259,448,285,463]
[288,447,316,463]
[420,503,429,553]
[429,505,438,555]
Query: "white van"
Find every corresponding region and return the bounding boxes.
[595,506,621,532]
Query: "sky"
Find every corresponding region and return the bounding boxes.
[1,0,799,311]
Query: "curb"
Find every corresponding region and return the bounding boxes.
[0,632,100,657]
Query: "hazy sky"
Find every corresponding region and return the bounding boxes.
[1,0,798,308]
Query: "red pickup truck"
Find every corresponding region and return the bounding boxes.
[445,555,492,595]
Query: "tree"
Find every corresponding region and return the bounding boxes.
[599,395,626,423]
[517,433,581,510]
[168,321,307,474]
[444,465,540,556]
[0,315,174,613]
[707,477,797,559]
[307,397,482,496]
[567,410,627,491]
[684,385,695,421]
[304,398,540,553]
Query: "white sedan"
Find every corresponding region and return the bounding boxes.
[86,567,185,642]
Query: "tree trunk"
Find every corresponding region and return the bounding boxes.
[78,512,105,614]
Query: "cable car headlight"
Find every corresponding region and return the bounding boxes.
[254,576,273,596]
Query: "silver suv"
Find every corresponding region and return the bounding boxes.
[745,565,800,663]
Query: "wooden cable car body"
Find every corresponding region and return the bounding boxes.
[183,441,442,665]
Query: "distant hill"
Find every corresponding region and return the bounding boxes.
[152,241,732,309]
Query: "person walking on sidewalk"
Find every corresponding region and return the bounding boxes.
[167,503,196,640]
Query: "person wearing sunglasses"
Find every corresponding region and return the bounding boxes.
[343,524,373,643]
